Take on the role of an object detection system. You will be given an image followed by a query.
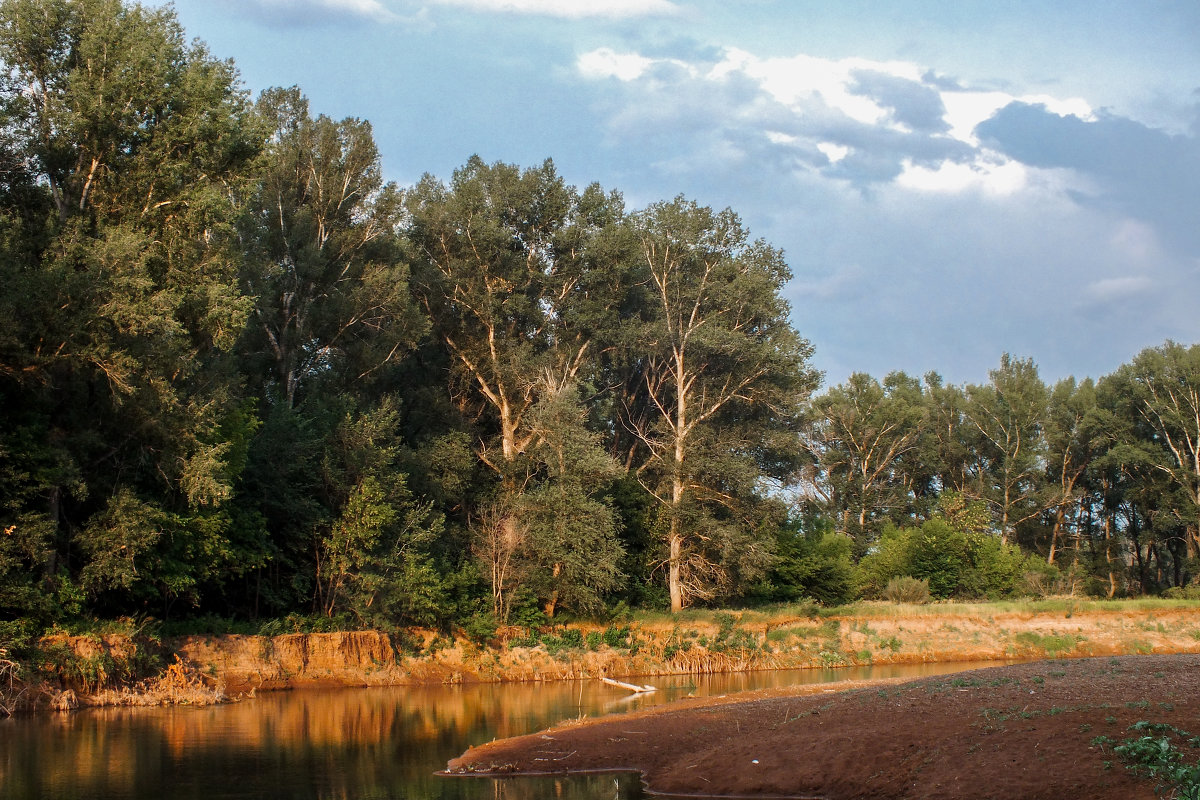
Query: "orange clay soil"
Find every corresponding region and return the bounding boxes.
[446,654,1200,800]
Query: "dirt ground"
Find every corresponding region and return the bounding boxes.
[446,654,1200,799]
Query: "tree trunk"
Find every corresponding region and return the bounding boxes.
[668,529,683,612]
[543,563,561,618]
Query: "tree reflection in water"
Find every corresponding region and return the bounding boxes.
[0,663,983,799]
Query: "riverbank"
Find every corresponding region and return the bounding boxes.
[447,653,1195,799]
[18,598,1200,711]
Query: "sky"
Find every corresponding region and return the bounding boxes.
[151,0,1200,388]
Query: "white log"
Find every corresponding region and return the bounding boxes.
[600,676,657,694]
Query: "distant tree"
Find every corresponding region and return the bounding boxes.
[964,354,1049,544]
[803,371,925,548]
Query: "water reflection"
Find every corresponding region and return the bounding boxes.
[0,661,993,799]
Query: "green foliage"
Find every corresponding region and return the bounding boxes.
[860,516,1040,601]
[759,517,857,605]
[1108,722,1200,800]
[459,613,497,646]
[2,0,1199,639]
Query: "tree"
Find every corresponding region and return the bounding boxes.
[0,0,264,615]
[803,371,925,547]
[516,382,623,617]
[406,157,629,615]
[1124,343,1200,561]
[1042,377,1101,564]
[239,87,423,409]
[625,197,819,611]
[311,398,443,626]
[964,354,1049,544]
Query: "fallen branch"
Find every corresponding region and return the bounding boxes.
[601,676,656,694]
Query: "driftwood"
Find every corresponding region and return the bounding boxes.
[600,676,656,694]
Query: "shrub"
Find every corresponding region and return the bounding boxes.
[761,519,858,605]
[1162,585,1200,601]
[459,613,497,645]
[861,518,1038,600]
[908,520,968,598]
[602,625,631,649]
[883,576,931,604]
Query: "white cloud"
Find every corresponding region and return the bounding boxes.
[575,45,1109,199]
[816,141,849,163]
[230,0,400,23]
[896,153,1027,195]
[1086,275,1154,301]
[942,90,1094,146]
[432,0,679,18]
[710,49,921,127]
[577,48,661,81]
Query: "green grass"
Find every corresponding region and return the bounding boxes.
[1014,631,1082,656]
[629,597,1200,628]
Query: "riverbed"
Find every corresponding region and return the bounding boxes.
[0,662,994,799]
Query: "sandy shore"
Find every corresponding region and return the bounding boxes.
[447,654,1200,799]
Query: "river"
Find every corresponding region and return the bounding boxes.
[0,661,996,799]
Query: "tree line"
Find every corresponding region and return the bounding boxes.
[801,348,1200,601]
[0,1,1196,639]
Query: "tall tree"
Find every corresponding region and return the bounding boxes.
[803,371,925,547]
[626,197,818,611]
[1042,377,1101,564]
[964,354,1048,544]
[405,157,629,617]
[0,0,263,614]
[238,87,423,409]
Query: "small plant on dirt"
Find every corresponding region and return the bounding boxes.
[601,625,632,649]
[1103,721,1200,799]
[507,628,540,649]
[878,635,903,652]
[1014,631,1080,657]
[585,631,602,651]
[882,576,931,604]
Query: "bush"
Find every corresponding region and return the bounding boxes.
[760,519,857,605]
[1162,585,1200,600]
[908,520,968,598]
[459,613,497,645]
[883,576,931,604]
[861,518,1037,600]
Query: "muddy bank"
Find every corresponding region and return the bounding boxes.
[27,603,1200,708]
[447,654,1196,799]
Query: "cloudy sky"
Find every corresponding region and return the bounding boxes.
[153,0,1200,388]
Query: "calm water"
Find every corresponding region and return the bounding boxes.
[0,662,995,799]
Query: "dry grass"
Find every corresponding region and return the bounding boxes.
[84,656,226,708]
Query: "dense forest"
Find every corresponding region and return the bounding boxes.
[2,0,1199,641]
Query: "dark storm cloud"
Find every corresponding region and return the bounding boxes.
[849,70,950,133]
[977,102,1200,254]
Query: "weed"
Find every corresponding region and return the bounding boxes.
[1107,721,1200,799]
[1014,631,1081,657]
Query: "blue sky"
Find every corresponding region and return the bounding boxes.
[152,0,1200,388]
